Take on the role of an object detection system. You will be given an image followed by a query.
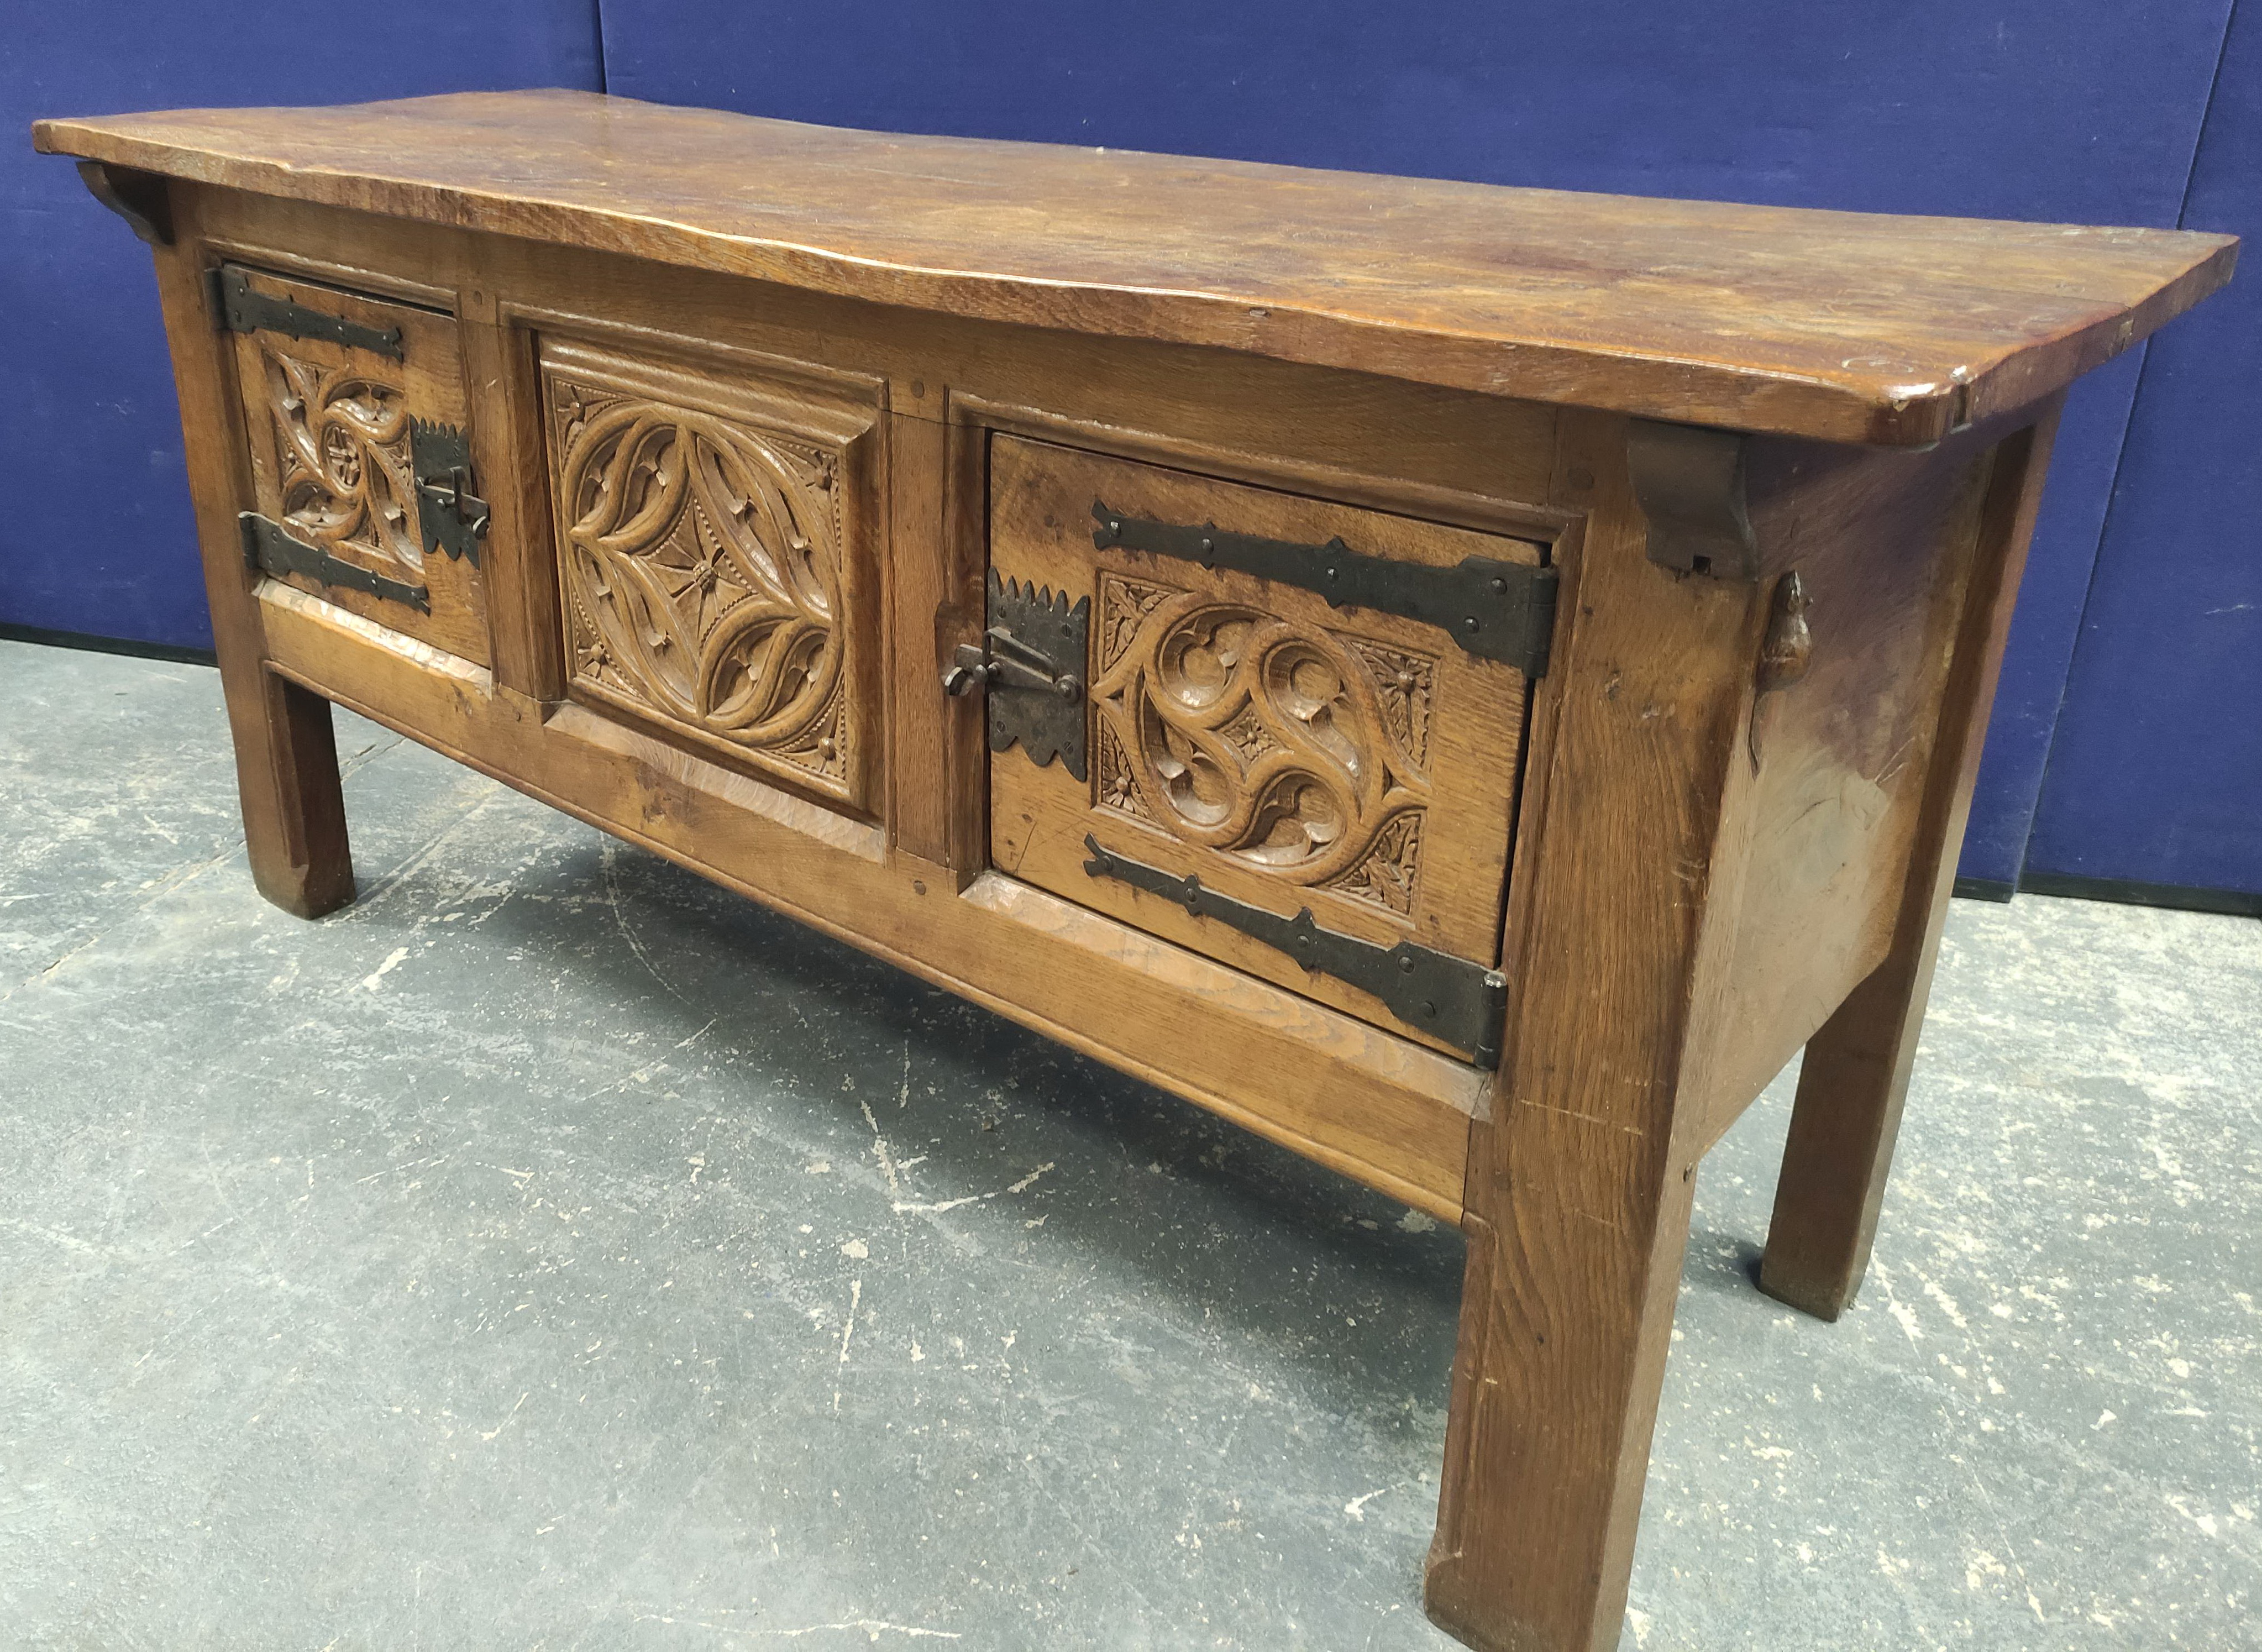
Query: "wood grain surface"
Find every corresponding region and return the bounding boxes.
[248,576,1488,1222]
[986,434,1537,985]
[1760,407,2066,1320]
[150,228,358,919]
[224,266,490,664]
[35,90,2237,444]
[65,119,2221,1651]
[1427,406,1766,1652]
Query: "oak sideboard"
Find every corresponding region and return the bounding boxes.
[35,90,2235,1651]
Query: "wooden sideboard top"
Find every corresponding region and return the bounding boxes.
[36,88,2235,446]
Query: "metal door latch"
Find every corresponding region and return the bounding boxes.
[410,419,490,565]
[943,628,1082,702]
[943,571,1090,778]
[941,570,1090,774]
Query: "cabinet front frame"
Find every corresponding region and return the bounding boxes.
[162,180,1602,1224]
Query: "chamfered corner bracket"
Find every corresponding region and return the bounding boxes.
[74,161,172,247]
[1627,418,1759,581]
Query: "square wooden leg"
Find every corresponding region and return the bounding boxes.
[146,222,355,920]
[1761,410,2061,1320]
[1758,952,1926,1319]
[1427,1148,1696,1652]
[219,662,355,919]
[1423,409,1755,1652]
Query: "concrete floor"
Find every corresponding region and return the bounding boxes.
[1,636,2256,1652]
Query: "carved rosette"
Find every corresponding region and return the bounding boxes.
[550,379,850,789]
[1090,570,1434,915]
[259,346,419,576]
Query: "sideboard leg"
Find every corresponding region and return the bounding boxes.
[223,663,356,919]
[1759,407,2062,1321]
[1757,951,1925,1320]
[1427,1148,1695,1652]
[1425,407,1755,1652]
[145,223,355,920]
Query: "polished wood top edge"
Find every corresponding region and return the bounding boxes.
[35,92,2239,447]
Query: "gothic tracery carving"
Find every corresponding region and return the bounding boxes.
[1090,570,1435,914]
[549,378,852,790]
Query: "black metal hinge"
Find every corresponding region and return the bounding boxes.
[211,265,404,360]
[242,513,431,613]
[943,570,1090,779]
[410,419,490,567]
[1082,835,1507,1067]
[1091,500,1557,677]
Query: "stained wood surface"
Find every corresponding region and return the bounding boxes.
[1761,408,2065,1320]
[80,95,2218,1652]
[1679,432,1999,1151]
[35,90,2237,445]
[151,224,357,920]
[1428,408,1762,1652]
[250,576,1486,1221]
[225,266,490,664]
[988,435,1534,1053]
[535,336,885,811]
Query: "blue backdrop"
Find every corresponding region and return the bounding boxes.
[0,2,602,649]
[6,3,2254,901]
[2024,0,2262,901]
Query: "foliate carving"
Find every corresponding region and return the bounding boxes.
[1089,571,1434,912]
[1094,718,1156,823]
[549,377,851,789]
[1099,572,1174,670]
[1322,810,1424,915]
[1220,705,1277,763]
[258,345,420,578]
[1343,638,1434,768]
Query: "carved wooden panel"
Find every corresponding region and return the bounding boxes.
[989,434,1539,1051]
[227,267,488,664]
[257,346,421,576]
[1090,571,1437,917]
[539,340,880,809]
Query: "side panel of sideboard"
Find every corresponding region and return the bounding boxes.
[1430,401,2064,1652]
[1680,431,2009,1150]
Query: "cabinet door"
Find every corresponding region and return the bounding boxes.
[987,434,1543,1061]
[223,264,488,664]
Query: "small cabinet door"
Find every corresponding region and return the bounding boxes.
[985,435,1545,1062]
[222,264,488,663]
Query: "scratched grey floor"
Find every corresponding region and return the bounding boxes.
[1,637,2255,1652]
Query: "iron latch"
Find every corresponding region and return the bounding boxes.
[944,570,1090,779]
[410,419,490,566]
[1082,835,1508,1067]
[1091,500,1557,677]
[242,513,431,613]
[211,265,404,360]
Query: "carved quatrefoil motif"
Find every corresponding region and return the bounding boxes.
[552,380,851,790]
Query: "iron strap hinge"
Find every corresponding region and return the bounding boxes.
[242,513,431,613]
[210,265,405,360]
[1091,500,1557,678]
[1081,835,1507,1067]
[410,419,490,567]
